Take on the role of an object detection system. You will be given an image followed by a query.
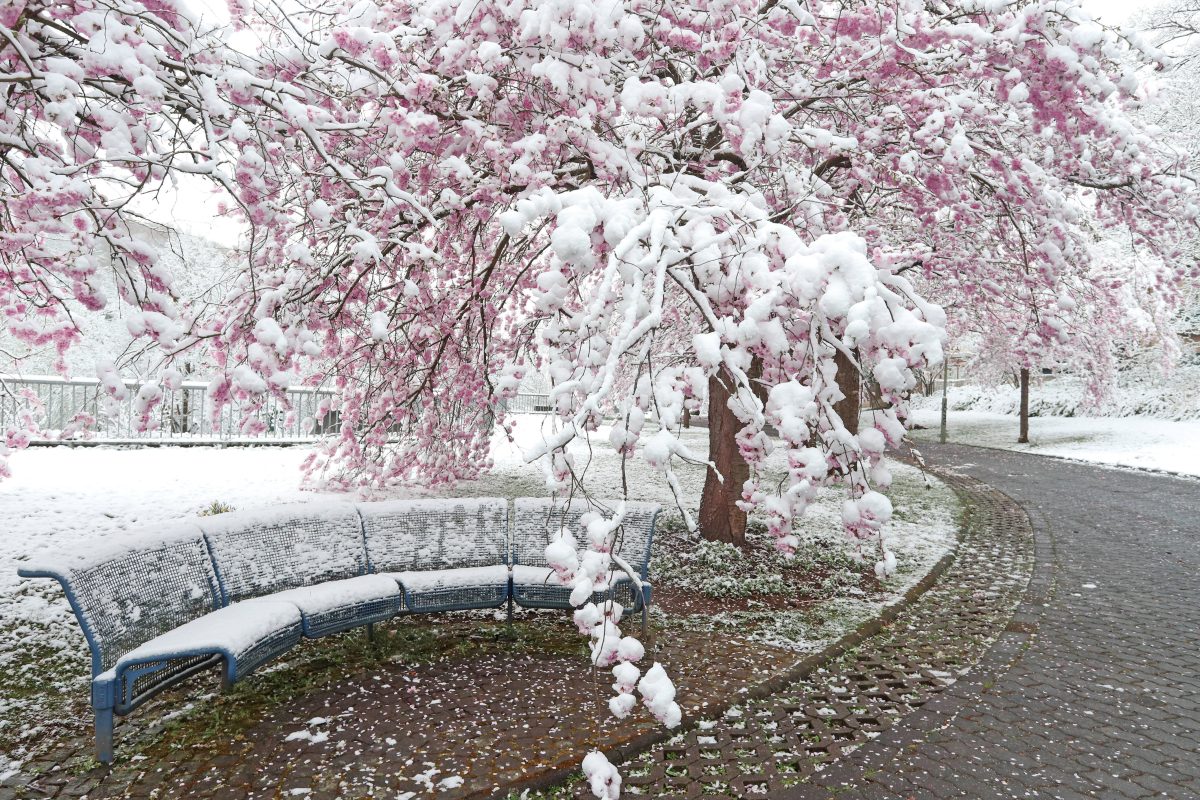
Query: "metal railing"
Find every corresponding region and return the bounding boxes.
[501,393,555,414]
[0,375,338,443]
[0,377,557,444]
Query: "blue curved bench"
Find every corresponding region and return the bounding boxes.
[16,497,658,763]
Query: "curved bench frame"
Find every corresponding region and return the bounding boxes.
[17,498,658,764]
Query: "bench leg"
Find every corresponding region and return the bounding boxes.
[366,622,376,642]
[95,706,115,764]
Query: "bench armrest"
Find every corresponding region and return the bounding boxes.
[17,566,106,677]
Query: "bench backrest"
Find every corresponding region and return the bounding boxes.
[18,524,221,675]
[357,498,509,572]
[512,498,659,577]
[199,504,366,604]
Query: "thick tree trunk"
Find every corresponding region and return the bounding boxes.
[1018,367,1030,443]
[833,348,860,435]
[699,368,749,547]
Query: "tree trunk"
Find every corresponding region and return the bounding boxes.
[699,367,749,547]
[682,407,690,429]
[1018,367,1030,444]
[833,348,860,435]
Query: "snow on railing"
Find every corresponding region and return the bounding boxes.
[501,393,555,415]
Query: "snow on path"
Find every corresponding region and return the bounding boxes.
[908,408,1200,477]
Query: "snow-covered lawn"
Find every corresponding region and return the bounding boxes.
[908,407,1200,477]
[0,416,959,777]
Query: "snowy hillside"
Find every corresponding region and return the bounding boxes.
[0,222,236,379]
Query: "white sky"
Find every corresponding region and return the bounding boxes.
[1081,0,1138,24]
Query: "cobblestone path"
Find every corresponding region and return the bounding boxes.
[799,444,1200,799]
[588,452,1036,799]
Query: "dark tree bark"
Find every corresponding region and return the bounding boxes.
[833,348,861,435]
[699,367,750,546]
[1018,367,1030,443]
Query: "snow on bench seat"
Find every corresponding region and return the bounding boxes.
[98,600,302,700]
[247,574,403,639]
[387,565,510,612]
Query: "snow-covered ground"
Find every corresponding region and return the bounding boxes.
[909,406,1200,477]
[1,417,954,600]
[0,416,958,777]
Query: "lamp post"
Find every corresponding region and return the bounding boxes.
[939,358,949,444]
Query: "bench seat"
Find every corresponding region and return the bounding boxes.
[20,496,658,764]
[249,575,404,638]
[94,600,302,719]
[388,565,510,612]
[511,565,651,610]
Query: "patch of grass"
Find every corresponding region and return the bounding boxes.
[508,769,587,799]
[651,516,867,602]
[198,500,236,516]
[0,590,94,766]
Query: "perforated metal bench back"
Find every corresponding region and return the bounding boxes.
[357,498,509,572]
[50,526,220,674]
[512,498,659,574]
[199,505,367,603]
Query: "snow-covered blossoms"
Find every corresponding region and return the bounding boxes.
[548,505,679,797]
[582,751,622,800]
[517,184,944,555]
[2,0,1191,488]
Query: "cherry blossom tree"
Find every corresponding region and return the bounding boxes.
[5,0,1192,526]
[4,1,1198,792]
[1140,0,1200,355]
